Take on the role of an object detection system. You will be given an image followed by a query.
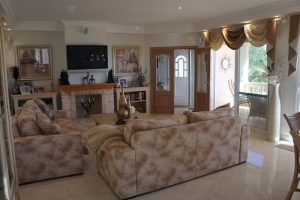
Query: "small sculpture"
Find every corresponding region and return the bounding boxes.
[59,70,70,85]
[88,74,95,84]
[80,97,95,115]
[82,72,90,84]
[107,69,115,83]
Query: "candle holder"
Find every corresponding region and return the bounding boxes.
[80,97,95,115]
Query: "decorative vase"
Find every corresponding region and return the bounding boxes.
[267,83,281,142]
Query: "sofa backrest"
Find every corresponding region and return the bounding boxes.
[183,107,234,123]
[124,114,188,145]
[132,116,242,194]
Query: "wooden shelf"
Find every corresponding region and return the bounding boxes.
[115,87,150,113]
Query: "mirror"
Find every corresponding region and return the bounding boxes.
[156,54,170,91]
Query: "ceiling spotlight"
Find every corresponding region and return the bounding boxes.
[3,22,7,26]
[6,28,11,31]
[178,6,182,10]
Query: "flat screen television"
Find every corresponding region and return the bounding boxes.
[66,45,108,70]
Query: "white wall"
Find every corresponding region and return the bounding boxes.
[4,30,66,92]
[4,28,147,91]
[276,20,298,140]
[211,45,236,108]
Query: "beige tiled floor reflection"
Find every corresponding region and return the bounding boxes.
[20,136,299,200]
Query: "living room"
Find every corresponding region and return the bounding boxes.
[0,0,300,199]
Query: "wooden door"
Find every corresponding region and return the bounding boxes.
[150,48,174,114]
[194,48,210,111]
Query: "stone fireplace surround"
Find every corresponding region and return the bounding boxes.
[60,83,115,119]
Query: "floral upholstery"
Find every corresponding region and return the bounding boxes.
[183,108,234,123]
[14,133,82,184]
[124,114,188,145]
[97,113,249,199]
[12,99,84,184]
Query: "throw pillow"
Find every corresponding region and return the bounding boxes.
[17,105,41,136]
[124,114,188,145]
[36,111,62,135]
[184,107,234,123]
[215,103,230,109]
[32,98,53,119]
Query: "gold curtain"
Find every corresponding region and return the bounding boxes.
[209,31,223,51]
[288,15,300,76]
[222,27,246,50]
[244,22,267,47]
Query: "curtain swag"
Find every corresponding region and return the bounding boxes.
[222,27,246,50]
[244,23,267,47]
[209,31,223,51]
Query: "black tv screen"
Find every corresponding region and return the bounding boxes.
[67,45,108,70]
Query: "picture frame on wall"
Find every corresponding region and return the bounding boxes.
[16,45,52,80]
[113,45,139,76]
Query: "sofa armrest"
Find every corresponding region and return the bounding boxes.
[240,124,250,163]
[14,133,83,184]
[52,110,68,119]
[97,140,136,199]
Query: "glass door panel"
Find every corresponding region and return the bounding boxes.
[156,54,170,91]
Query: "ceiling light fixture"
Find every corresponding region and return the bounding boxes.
[3,22,7,26]
[178,6,182,10]
[6,28,11,31]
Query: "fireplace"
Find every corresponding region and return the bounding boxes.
[60,83,115,119]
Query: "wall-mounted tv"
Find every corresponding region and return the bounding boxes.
[66,45,108,70]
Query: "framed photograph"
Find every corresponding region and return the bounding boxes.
[19,86,31,95]
[113,46,139,76]
[118,77,128,88]
[16,45,52,80]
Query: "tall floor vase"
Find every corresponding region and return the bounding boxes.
[267,83,281,142]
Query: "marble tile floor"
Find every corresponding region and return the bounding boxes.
[19,136,299,200]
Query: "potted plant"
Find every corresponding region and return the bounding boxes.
[136,66,147,86]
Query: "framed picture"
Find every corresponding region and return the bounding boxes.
[118,77,128,88]
[16,45,52,80]
[113,46,139,76]
[19,86,31,95]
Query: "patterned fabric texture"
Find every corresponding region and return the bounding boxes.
[124,114,188,145]
[36,111,63,135]
[12,100,85,183]
[32,97,53,119]
[183,108,234,123]
[97,141,136,199]
[97,114,249,199]
[14,133,83,184]
[17,100,42,136]
[82,124,123,153]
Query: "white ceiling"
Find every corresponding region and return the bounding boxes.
[1,0,300,32]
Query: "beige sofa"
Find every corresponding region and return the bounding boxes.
[96,108,249,199]
[12,99,84,184]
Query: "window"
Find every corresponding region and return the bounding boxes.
[175,55,188,77]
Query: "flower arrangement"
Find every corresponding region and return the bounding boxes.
[136,66,147,86]
[267,54,286,84]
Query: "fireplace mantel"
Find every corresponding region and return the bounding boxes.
[60,83,115,118]
[60,83,115,93]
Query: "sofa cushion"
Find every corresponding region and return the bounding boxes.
[124,114,188,145]
[36,111,63,135]
[12,108,22,138]
[32,97,53,119]
[17,100,42,136]
[184,108,234,123]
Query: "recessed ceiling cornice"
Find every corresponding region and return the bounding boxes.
[1,0,300,34]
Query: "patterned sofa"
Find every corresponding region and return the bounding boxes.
[12,99,84,184]
[96,108,249,199]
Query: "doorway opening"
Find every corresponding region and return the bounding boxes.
[174,49,195,113]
